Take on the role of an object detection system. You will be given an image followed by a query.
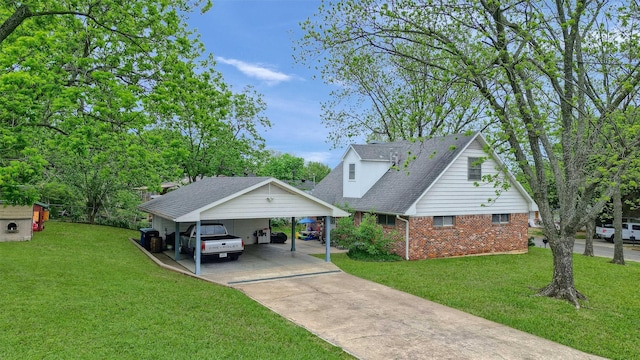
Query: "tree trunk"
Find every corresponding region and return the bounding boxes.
[583,218,595,257]
[611,185,625,265]
[538,235,586,308]
[0,5,32,45]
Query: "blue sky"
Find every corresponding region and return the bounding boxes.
[186,0,350,169]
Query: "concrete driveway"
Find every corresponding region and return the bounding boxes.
[144,240,605,359]
[235,273,605,360]
[165,238,345,285]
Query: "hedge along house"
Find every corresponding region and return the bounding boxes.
[0,202,33,242]
[137,176,350,275]
[312,132,539,260]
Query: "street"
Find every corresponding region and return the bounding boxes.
[531,236,640,262]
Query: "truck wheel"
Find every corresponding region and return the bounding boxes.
[608,235,615,243]
[230,254,239,261]
[192,248,197,262]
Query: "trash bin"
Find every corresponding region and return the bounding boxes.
[149,236,163,253]
[139,228,159,250]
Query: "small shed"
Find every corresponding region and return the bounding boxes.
[33,202,50,232]
[0,202,33,242]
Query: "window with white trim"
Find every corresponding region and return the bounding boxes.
[434,216,455,227]
[348,163,356,180]
[468,157,482,181]
[492,214,510,224]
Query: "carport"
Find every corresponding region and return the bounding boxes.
[137,177,349,275]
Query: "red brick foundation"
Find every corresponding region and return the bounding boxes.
[386,213,528,260]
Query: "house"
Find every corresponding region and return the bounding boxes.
[312,132,538,260]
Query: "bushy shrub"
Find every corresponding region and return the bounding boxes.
[269,217,289,229]
[332,212,402,261]
[331,215,357,249]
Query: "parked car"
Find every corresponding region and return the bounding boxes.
[595,222,640,243]
[179,223,244,261]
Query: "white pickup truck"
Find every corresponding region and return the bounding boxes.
[595,222,640,243]
[179,223,244,261]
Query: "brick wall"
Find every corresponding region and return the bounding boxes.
[388,213,528,260]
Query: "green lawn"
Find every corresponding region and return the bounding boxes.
[328,248,640,360]
[0,222,351,360]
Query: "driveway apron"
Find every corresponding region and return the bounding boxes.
[233,273,605,360]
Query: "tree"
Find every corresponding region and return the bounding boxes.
[303,161,331,184]
[258,152,305,181]
[146,60,270,182]
[297,18,487,147]
[45,126,164,223]
[583,219,595,257]
[611,185,625,265]
[0,0,210,204]
[300,0,640,307]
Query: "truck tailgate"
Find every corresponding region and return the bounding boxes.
[202,239,243,254]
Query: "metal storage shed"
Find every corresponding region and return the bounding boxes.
[137,176,349,275]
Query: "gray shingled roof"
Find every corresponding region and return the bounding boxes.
[312,133,477,214]
[138,177,269,220]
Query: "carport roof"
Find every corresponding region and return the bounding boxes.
[138,176,349,222]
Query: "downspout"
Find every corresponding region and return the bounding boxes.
[396,215,409,260]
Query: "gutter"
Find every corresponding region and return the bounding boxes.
[396,215,410,260]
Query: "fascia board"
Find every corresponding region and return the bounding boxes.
[268,178,351,217]
[175,177,350,223]
[340,145,361,162]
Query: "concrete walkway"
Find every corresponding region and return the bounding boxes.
[143,239,606,359]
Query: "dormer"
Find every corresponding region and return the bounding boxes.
[342,143,400,198]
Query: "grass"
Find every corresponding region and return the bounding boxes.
[0,222,352,360]
[326,248,639,360]
[528,227,586,239]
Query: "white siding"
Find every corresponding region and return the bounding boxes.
[213,219,270,245]
[415,140,530,216]
[343,150,360,198]
[152,217,175,237]
[343,149,391,198]
[199,183,333,220]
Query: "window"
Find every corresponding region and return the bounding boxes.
[468,157,482,181]
[377,214,396,226]
[492,214,510,224]
[348,163,356,180]
[434,216,455,227]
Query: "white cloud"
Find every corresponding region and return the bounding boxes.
[298,151,333,164]
[216,56,293,85]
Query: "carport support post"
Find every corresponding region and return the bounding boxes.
[195,220,201,275]
[325,216,331,262]
[174,222,180,261]
[290,217,296,252]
